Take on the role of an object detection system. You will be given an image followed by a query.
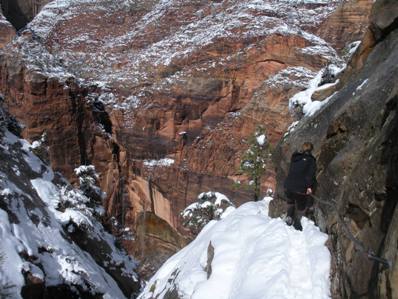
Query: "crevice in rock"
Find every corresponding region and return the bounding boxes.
[255,58,286,65]
[0,0,29,30]
[92,100,112,134]
[371,17,398,43]
[368,235,388,299]
[70,93,89,166]
[380,95,398,233]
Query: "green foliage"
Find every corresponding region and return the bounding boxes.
[181,192,234,235]
[239,126,271,201]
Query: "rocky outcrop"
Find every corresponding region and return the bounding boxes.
[0,10,15,48]
[270,0,398,297]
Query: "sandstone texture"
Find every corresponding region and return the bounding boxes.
[0,0,373,276]
[270,0,398,297]
[317,0,373,51]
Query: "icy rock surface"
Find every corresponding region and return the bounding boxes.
[139,198,330,299]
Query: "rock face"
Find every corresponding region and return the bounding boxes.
[0,104,141,298]
[0,0,373,276]
[317,0,374,51]
[0,10,15,48]
[270,0,398,297]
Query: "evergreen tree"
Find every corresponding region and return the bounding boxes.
[240,126,271,201]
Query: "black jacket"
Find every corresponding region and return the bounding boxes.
[284,151,317,194]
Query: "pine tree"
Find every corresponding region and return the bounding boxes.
[240,126,271,201]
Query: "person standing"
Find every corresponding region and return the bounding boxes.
[283,142,317,231]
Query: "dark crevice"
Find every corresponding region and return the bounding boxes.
[371,17,398,43]
[380,95,398,233]
[112,142,120,162]
[70,93,88,166]
[92,100,112,134]
[368,235,389,299]
[0,0,30,30]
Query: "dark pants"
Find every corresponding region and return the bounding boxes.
[285,190,309,230]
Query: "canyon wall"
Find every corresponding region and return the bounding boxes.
[0,0,374,276]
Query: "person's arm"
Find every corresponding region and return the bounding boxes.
[305,158,317,194]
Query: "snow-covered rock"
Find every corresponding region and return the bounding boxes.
[0,109,140,298]
[139,198,331,299]
[181,192,235,234]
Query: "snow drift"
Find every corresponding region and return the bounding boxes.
[139,198,331,299]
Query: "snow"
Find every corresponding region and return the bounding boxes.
[289,68,336,117]
[198,191,232,207]
[139,198,331,299]
[181,192,235,233]
[144,158,175,168]
[265,67,317,90]
[284,121,300,137]
[256,134,266,146]
[74,164,98,178]
[12,0,341,111]
[356,79,368,91]
[0,128,138,298]
[345,41,361,59]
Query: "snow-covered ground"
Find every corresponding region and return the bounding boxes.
[139,198,331,299]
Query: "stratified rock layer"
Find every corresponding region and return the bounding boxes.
[317,0,373,51]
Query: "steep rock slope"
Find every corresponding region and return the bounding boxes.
[0,0,372,275]
[270,0,398,297]
[0,104,141,298]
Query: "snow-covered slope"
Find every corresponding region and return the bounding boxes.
[139,198,330,299]
[0,112,140,298]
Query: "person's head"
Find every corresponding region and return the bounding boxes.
[301,142,314,153]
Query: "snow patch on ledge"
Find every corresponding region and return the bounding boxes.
[256,134,266,146]
[144,158,175,168]
[139,198,331,299]
[289,66,341,117]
